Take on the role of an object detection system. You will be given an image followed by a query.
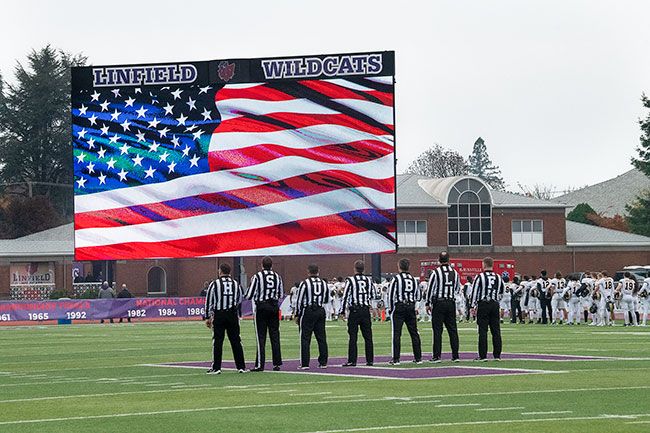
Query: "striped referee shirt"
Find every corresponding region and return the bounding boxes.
[427,264,461,303]
[205,276,242,315]
[388,272,421,313]
[339,274,377,313]
[245,269,283,302]
[295,276,330,317]
[471,271,505,306]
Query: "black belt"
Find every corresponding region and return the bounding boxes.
[478,299,497,303]
[256,299,278,306]
[432,298,454,302]
[396,302,415,307]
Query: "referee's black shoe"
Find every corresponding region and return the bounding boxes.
[430,357,442,364]
[249,367,264,372]
[341,362,356,367]
[473,357,488,362]
[365,362,373,366]
[272,365,281,371]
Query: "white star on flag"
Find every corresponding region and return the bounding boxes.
[98,173,107,185]
[171,136,180,148]
[189,154,200,168]
[90,91,100,101]
[159,151,170,162]
[107,158,117,170]
[148,117,160,128]
[182,145,190,157]
[176,113,188,126]
[77,128,87,139]
[163,103,174,115]
[201,108,211,120]
[78,104,88,116]
[97,147,107,159]
[76,177,87,188]
[117,169,128,181]
[109,134,120,144]
[120,119,131,131]
[149,141,160,153]
[86,162,95,174]
[119,143,130,155]
[88,114,98,125]
[87,138,96,149]
[135,130,146,143]
[144,166,156,178]
[100,100,110,111]
[171,88,183,99]
[125,96,136,107]
[167,161,177,173]
[111,89,121,98]
[132,154,144,166]
[100,124,110,135]
[159,127,169,138]
[76,152,86,163]
[198,85,211,94]
[136,106,148,118]
[186,97,196,111]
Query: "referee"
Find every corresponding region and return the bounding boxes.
[204,262,246,374]
[295,264,329,369]
[245,256,283,372]
[388,258,422,365]
[340,260,377,367]
[471,257,505,361]
[427,252,460,363]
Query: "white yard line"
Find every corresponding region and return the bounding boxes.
[257,389,297,394]
[477,407,525,411]
[521,411,573,415]
[298,414,650,433]
[436,403,481,408]
[291,392,333,397]
[0,397,393,425]
[323,395,366,400]
[395,400,441,405]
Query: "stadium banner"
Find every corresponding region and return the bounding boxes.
[10,262,55,285]
[0,297,259,322]
[71,52,396,260]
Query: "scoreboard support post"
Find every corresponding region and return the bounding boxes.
[371,254,381,283]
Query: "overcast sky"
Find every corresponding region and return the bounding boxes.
[2,0,649,193]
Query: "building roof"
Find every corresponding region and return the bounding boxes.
[396,174,444,208]
[554,168,650,217]
[397,174,565,209]
[566,220,650,247]
[0,223,74,258]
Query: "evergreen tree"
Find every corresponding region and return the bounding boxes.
[626,95,650,237]
[467,137,505,190]
[0,46,86,219]
[632,94,650,176]
[626,192,650,237]
[567,203,598,225]
[406,144,469,178]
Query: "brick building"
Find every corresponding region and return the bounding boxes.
[1,174,649,299]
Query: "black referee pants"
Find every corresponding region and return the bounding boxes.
[510,298,522,323]
[212,308,246,371]
[540,296,552,324]
[347,305,373,364]
[431,299,459,360]
[253,300,282,370]
[299,306,328,368]
[390,303,422,362]
[476,300,502,359]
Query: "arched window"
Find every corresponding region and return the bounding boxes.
[447,178,492,246]
[147,266,167,294]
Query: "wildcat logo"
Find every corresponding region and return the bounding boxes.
[218,61,236,82]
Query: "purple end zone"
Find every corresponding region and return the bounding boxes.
[153,351,599,380]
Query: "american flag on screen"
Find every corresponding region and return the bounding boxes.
[72,77,396,259]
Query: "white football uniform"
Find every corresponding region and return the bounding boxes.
[500,283,512,312]
[639,278,650,326]
[549,278,567,323]
[618,277,638,326]
[566,280,581,324]
[598,277,615,326]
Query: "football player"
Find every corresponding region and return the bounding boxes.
[616,272,638,326]
[549,272,568,324]
[639,276,650,326]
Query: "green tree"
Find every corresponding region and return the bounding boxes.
[406,144,469,178]
[468,137,505,190]
[632,94,650,176]
[626,192,650,236]
[567,203,598,225]
[0,46,86,219]
[626,94,650,236]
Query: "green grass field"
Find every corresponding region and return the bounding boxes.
[1,319,650,433]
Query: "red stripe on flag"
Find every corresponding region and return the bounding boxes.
[74,209,394,260]
[216,86,296,102]
[299,80,394,106]
[208,140,392,171]
[215,112,393,135]
[74,171,395,230]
